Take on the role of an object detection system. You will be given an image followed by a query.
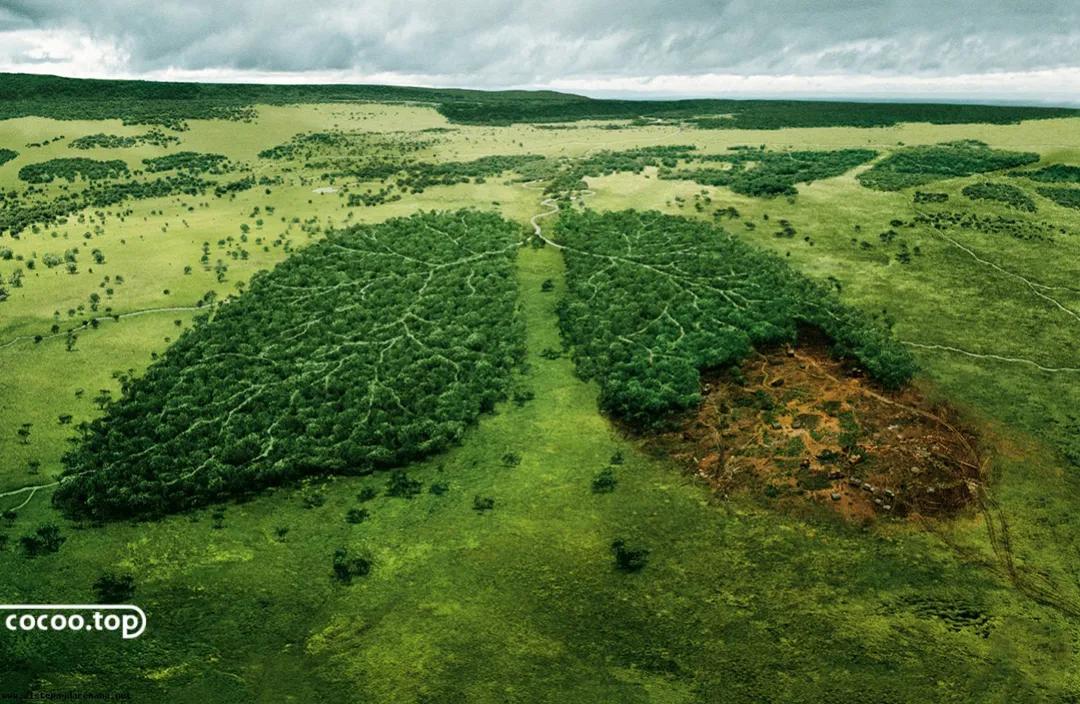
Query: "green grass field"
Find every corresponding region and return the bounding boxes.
[1,100,1079,702]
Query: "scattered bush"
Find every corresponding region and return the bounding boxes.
[611,539,648,572]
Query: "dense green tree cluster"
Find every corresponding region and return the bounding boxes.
[213,176,256,197]
[396,155,544,192]
[660,148,877,197]
[438,98,1076,128]
[908,211,1060,243]
[142,151,230,174]
[17,157,130,184]
[554,210,916,427]
[961,182,1036,211]
[1036,186,1080,210]
[537,146,699,195]
[259,131,435,163]
[347,187,401,207]
[1009,164,1080,183]
[69,129,180,150]
[857,141,1039,190]
[913,191,949,203]
[54,211,526,519]
[0,148,16,166]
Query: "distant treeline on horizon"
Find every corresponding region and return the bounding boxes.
[0,72,1076,129]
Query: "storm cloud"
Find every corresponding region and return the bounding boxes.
[0,1,1077,102]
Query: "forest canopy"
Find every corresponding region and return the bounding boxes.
[857,141,1039,191]
[554,210,916,427]
[17,157,130,184]
[659,147,877,197]
[54,210,526,519]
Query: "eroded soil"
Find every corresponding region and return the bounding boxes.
[651,332,983,522]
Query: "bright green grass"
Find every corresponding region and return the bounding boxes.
[2,103,1080,701]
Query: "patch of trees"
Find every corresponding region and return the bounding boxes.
[908,211,1060,243]
[396,154,544,192]
[437,97,1077,128]
[555,210,916,428]
[913,191,948,203]
[18,157,130,184]
[0,148,16,166]
[347,187,401,207]
[1036,186,1080,210]
[69,129,180,150]
[1009,164,1080,183]
[540,146,699,195]
[660,148,877,197]
[0,173,211,235]
[143,151,230,174]
[857,141,1039,191]
[213,176,255,197]
[54,211,526,520]
[961,182,1036,211]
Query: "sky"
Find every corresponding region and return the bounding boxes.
[0,1,1078,105]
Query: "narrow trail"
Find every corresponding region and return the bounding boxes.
[0,481,60,512]
[901,341,1080,374]
[935,230,1080,324]
[0,305,202,352]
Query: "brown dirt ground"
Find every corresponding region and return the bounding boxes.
[650,332,983,523]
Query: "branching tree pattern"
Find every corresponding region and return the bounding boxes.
[55,211,525,519]
[555,210,915,427]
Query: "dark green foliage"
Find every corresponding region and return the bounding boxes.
[398,155,544,192]
[345,508,370,524]
[610,538,648,572]
[54,211,525,519]
[19,523,65,557]
[357,487,378,502]
[429,481,449,496]
[472,495,495,512]
[961,182,1036,211]
[143,151,229,174]
[331,547,372,583]
[438,97,1077,128]
[0,148,16,166]
[213,176,255,197]
[386,472,423,499]
[556,210,915,427]
[1009,164,1080,183]
[591,467,617,493]
[0,173,210,235]
[69,129,179,149]
[660,148,877,197]
[18,157,130,183]
[347,187,400,207]
[913,191,949,203]
[857,141,1039,191]
[544,146,698,195]
[93,573,135,603]
[1036,186,1080,210]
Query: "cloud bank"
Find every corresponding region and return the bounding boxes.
[0,1,1077,103]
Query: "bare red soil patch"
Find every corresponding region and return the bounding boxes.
[651,332,983,522]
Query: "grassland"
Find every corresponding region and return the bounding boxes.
[1,97,1079,702]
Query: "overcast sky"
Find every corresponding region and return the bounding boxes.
[1,1,1077,104]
